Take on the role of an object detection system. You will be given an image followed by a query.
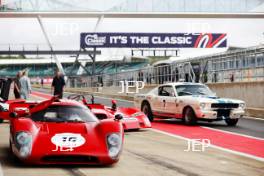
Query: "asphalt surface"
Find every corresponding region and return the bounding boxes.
[0,121,263,176]
[36,88,264,139]
[0,88,263,176]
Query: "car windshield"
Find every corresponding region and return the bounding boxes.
[175,85,215,96]
[31,105,98,123]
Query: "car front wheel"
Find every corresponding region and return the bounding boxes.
[183,107,196,125]
[142,102,154,122]
[225,118,239,126]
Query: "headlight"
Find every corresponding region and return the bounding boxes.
[239,103,245,109]
[200,103,206,109]
[16,132,31,145]
[107,133,120,146]
[107,133,122,159]
[19,146,31,158]
[15,132,32,158]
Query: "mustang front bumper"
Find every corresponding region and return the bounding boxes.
[196,109,245,120]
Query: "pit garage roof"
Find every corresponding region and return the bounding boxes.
[1,0,264,13]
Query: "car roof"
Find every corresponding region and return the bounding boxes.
[160,82,204,87]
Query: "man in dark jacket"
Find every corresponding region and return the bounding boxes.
[51,71,65,99]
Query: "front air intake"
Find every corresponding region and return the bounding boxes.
[42,155,99,163]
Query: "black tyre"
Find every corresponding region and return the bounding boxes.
[141,102,154,122]
[0,118,4,123]
[183,107,197,125]
[225,118,239,126]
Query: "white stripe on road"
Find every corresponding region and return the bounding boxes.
[30,94,46,100]
[151,129,264,163]
[243,116,264,121]
[201,126,264,141]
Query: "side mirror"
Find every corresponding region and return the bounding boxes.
[9,112,18,118]
[111,99,117,111]
[114,113,123,121]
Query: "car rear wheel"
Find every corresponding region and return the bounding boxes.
[183,107,196,125]
[142,102,154,122]
[0,118,3,123]
[225,118,239,126]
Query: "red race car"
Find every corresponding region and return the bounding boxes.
[9,96,124,165]
[67,94,152,131]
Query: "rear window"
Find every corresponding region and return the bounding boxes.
[31,105,98,123]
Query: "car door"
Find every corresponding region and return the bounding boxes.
[157,85,176,114]
[174,85,188,117]
[162,86,177,115]
[151,86,165,113]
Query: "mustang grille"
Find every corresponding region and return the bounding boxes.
[211,103,239,109]
[42,155,99,163]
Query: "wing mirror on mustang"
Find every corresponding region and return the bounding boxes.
[9,112,18,118]
[111,99,117,111]
[114,113,123,121]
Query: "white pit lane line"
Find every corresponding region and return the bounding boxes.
[243,116,264,121]
[150,129,264,163]
[201,126,264,141]
[30,94,48,100]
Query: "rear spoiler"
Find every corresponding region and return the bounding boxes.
[29,96,59,114]
[9,96,59,115]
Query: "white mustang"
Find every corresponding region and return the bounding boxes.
[134,82,245,126]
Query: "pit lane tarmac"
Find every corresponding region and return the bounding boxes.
[1,123,264,175]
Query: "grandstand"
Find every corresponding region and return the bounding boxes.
[0,57,149,78]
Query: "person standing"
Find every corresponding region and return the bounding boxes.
[19,70,31,99]
[41,78,44,88]
[51,71,65,99]
[13,71,22,99]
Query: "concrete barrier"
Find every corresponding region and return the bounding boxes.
[206,81,264,108]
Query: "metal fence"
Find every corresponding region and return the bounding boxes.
[208,67,264,83]
[67,60,264,88]
[68,62,196,88]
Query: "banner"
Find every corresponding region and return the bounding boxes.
[80,32,227,48]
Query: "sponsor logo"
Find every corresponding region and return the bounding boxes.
[51,133,85,152]
[85,34,106,46]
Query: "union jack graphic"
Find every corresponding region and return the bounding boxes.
[194,33,227,48]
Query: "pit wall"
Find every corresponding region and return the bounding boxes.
[206,81,264,108]
[94,82,264,108]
